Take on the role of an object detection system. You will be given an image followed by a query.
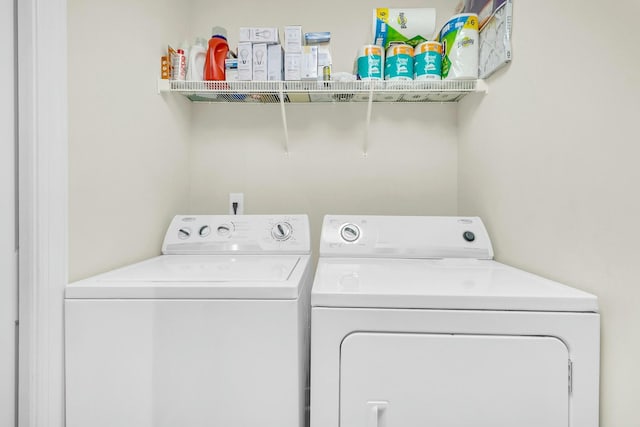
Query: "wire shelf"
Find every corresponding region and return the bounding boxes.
[158,79,484,103]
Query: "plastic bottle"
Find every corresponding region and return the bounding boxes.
[186,38,207,81]
[171,48,186,80]
[204,27,229,81]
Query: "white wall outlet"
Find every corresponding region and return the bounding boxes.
[229,193,244,215]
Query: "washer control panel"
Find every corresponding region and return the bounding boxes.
[320,215,494,259]
[162,215,310,255]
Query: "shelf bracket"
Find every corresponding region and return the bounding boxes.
[363,84,374,157]
[157,78,170,94]
[278,83,290,156]
[475,79,489,94]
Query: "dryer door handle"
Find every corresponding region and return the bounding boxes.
[367,401,388,427]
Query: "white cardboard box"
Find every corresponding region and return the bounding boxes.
[252,43,268,81]
[301,46,318,80]
[225,58,238,81]
[284,25,303,53]
[316,44,332,81]
[239,27,279,43]
[268,44,284,81]
[285,52,301,81]
[237,42,252,81]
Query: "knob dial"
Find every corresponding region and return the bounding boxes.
[217,224,232,237]
[199,225,211,237]
[272,222,293,241]
[340,224,361,243]
[178,227,191,240]
[463,231,476,242]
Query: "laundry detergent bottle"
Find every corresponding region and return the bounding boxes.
[204,26,229,81]
[186,38,207,81]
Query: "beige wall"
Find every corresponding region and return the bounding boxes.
[68,0,192,280]
[458,1,640,425]
[69,0,461,279]
[186,0,460,255]
[189,102,459,252]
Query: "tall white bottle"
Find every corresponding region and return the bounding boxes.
[186,38,207,81]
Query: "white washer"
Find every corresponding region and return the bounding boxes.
[65,215,312,427]
[311,215,599,427]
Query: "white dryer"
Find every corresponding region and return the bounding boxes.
[65,215,312,427]
[310,215,599,427]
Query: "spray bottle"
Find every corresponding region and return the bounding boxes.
[204,27,229,81]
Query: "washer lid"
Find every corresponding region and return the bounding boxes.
[66,255,309,299]
[311,258,598,312]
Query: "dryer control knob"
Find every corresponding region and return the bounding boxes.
[272,222,293,241]
[340,224,361,243]
[463,231,476,242]
[199,225,211,237]
[178,227,191,240]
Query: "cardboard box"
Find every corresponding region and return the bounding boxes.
[285,52,301,81]
[237,42,253,81]
[301,46,318,80]
[239,27,279,44]
[268,44,284,81]
[252,43,268,81]
[225,59,238,81]
[161,55,170,79]
[316,44,332,81]
[284,25,303,53]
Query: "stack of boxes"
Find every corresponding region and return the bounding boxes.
[284,26,303,81]
[285,27,332,81]
[227,25,331,82]
[230,27,282,81]
[304,32,332,81]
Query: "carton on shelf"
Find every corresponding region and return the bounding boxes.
[285,52,301,81]
[237,42,253,81]
[239,27,280,44]
[252,43,268,81]
[284,25,303,53]
[268,44,284,81]
[225,59,238,81]
[301,46,318,80]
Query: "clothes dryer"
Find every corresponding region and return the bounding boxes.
[65,215,312,427]
[310,215,599,427]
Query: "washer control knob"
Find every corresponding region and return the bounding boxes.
[217,224,232,236]
[272,222,293,241]
[199,225,211,237]
[178,227,191,240]
[340,224,361,243]
[463,231,476,242]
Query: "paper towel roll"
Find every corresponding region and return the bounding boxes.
[414,41,442,81]
[356,45,385,81]
[373,8,436,48]
[439,13,479,80]
[385,44,414,81]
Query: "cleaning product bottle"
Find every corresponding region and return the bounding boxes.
[186,38,207,81]
[204,27,229,81]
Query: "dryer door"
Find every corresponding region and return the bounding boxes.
[340,333,569,427]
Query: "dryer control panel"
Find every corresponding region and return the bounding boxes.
[162,215,310,255]
[320,215,494,259]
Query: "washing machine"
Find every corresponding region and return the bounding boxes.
[310,215,600,427]
[65,215,312,427]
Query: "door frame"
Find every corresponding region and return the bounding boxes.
[17,0,67,426]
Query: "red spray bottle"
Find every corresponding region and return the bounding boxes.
[204,26,229,81]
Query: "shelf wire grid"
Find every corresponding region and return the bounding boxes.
[162,80,479,103]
